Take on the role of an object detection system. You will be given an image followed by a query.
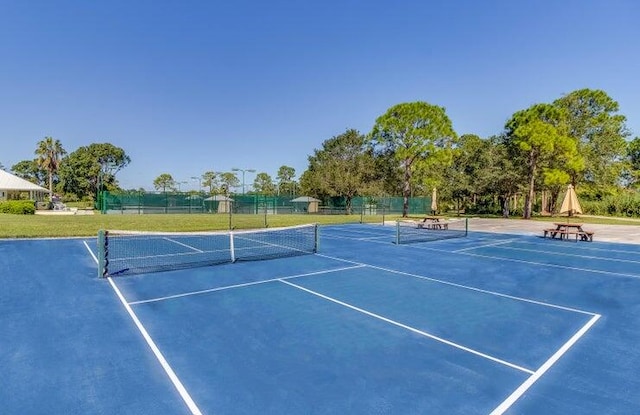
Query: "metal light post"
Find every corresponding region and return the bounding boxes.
[97,160,117,212]
[190,176,202,192]
[231,168,256,195]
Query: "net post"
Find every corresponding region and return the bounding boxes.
[465,218,469,236]
[97,229,107,278]
[229,231,236,262]
[395,220,400,244]
[314,223,319,253]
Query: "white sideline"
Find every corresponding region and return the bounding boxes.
[490,313,601,414]
[83,241,203,415]
[281,279,535,374]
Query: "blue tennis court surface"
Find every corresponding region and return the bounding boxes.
[2,223,640,414]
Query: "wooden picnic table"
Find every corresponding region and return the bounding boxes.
[417,216,448,230]
[543,222,594,242]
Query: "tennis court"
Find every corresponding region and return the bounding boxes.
[2,221,640,414]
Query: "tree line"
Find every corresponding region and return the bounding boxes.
[4,88,639,217]
[7,139,130,202]
[301,89,640,217]
[151,166,298,197]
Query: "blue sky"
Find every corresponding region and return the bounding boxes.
[1,0,639,191]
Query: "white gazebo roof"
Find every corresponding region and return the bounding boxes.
[0,169,50,192]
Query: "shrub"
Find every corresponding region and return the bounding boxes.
[581,193,640,217]
[0,200,36,214]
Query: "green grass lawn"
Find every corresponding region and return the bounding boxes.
[0,213,402,238]
[1,212,637,239]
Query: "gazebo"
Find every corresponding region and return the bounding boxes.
[204,195,234,213]
[290,196,320,213]
[0,170,50,202]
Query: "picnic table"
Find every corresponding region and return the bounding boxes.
[417,216,448,230]
[543,222,594,242]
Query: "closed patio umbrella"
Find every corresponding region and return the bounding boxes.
[559,184,582,217]
[431,188,438,214]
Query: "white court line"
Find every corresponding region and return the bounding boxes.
[128,265,366,305]
[453,239,518,252]
[316,254,597,316]
[482,245,640,265]
[503,239,640,255]
[379,242,640,280]
[322,229,395,238]
[490,314,601,414]
[164,237,204,253]
[114,247,228,261]
[311,252,603,411]
[280,279,534,374]
[357,235,392,241]
[461,251,640,280]
[82,241,203,415]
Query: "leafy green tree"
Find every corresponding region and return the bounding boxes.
[11,159,46,186]
[219,172,240,195]
[370,101,457,217]
[630,138,640,169]
[276,165,296,196]
[35,136,67,197]
[253,172,276,195]
[480,137,521,217]
[201,171,220,194]
[57,143,130,199]
[504,103,578,219]
[300,129,376,214]
[441,134,484,210]
[554,89,629,195]
[153,173,176,192]
[626,137,640,188]
[441,134,521,217]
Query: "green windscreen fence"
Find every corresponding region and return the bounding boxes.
[99,191,432,217]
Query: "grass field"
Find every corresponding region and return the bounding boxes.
[1,212,638,239]
[0,213,402,238]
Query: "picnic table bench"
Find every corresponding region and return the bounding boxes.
[543,223,594,242]
[417,216,448,230]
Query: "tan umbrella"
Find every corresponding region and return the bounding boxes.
[559,184,582,217]
[431,187,438,214]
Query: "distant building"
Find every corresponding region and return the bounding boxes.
[0,169,50,202]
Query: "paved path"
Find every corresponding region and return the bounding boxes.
[469,218,640,245]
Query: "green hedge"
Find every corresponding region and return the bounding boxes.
[581,194,640,217]
[0,200,36,214]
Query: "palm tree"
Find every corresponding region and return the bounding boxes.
[35,136,67,198]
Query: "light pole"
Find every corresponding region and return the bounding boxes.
[231,168,256,195]
[97,160,117,211]
[190,176,202,192]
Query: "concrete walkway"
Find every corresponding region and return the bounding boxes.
[469,217,640,245]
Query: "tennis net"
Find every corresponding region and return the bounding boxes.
[394,218,468,244]
[97,223,318,277]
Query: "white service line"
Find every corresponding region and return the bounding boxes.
[129,265,366,305]
[480,245,640,265]
[280,279,534,374]
[82,241,203,415]
[453,239,517,252]
[164,237,204,253]
[490,313,601,414]
[316,254,598,315]
[382,243,640,280]
[462,251,640,280]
